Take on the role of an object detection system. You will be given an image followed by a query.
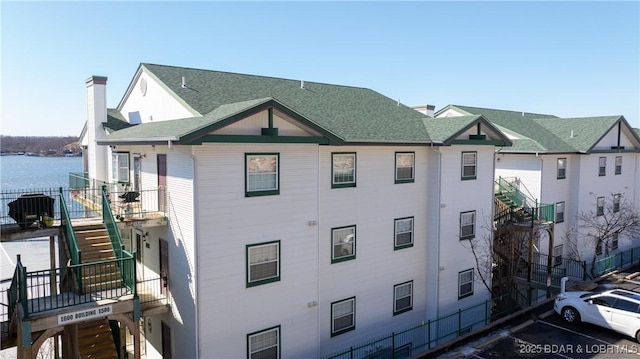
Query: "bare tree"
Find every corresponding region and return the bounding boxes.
[566,194,640,277]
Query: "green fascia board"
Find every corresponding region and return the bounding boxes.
[140,63,432,143]
[422,115,512,146]
[179,97,344,145]
[197,134,330,144]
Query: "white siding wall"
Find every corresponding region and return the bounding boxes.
[495,153,543,199]
[437,146,493,317]
[120,72,195,124]
[193,143,321,358]
[212,111,314,137]
[317,146,429,356]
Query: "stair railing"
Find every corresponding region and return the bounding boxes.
[60,187,83,292]
[7,255,28,321]
[101,185,136,292]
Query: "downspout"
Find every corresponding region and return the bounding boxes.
[429,143,442,321]
[316,145,321,358]
[192,153,200,358]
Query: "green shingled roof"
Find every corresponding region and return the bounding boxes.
[105,109,132,132]
[441,105,639,153]
[136,63,432,143]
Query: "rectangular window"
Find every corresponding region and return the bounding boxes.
[553,244,563,267]
[555,202,565,223]
[613,194,621,213]
[597,197,605,216]
[246,241,280,287]
[395,152,415,184]
[612,232,619,250]
[598,157,606,176]
[247,326,280,359]
[394,217,414,249]
[393,281,413,315]
[596,242,603,256]
[460,211,475,239]
[461,152,477,180]
[332,153,356,188]
[246,154,279,197]
[557,158,566,179]
[458,269,474,299]
[615,156,622,175]
[331,297,355,336]
[112,152,130,183]
[332,226,356,263]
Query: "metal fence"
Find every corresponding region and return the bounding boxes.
[588,245,640,278]
[322,288,554,359]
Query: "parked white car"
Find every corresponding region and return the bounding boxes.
[554,288,640,342]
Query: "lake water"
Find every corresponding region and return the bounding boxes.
[1,156,82,281]
[0,155,82,191]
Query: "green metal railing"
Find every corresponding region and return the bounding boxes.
[102,185,136,291]
[590,245,640,278]
[323,288,555,359]
[60,187,84,293]
[495,177,554,226]
[7,255,28,321]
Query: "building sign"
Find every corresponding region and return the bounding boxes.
[58,304,113,325]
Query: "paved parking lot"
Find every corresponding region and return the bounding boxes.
[437,264,640,359]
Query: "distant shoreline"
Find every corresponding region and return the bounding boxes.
[0,152,81,157]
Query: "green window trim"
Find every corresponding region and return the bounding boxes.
[615,156,622,175]
[245,153,280,197]
[331,297,356,337]
[394,217,414,250]
[395,152,415,184]
[246,240,281,287]
[461,151,477,180]
[598,157,606,177]
[332,152,356,188]
[331,225,356,263]
[393,281,413,315]
[247,325,280,359]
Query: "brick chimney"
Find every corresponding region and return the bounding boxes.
[85,76,109,182]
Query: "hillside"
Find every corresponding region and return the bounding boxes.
[0,136,81,156]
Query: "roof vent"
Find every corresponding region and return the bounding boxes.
[521,111,525,117]
[570,130,574,138]
[181,76,187,89]
[397,99,400,106]
[300,80,305,89]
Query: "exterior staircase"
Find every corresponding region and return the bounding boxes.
[74,224,123,293]
[77,319,119,359]
[72,225,121,358]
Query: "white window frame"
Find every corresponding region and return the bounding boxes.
[246,241,280,287]
[615,156,622,175]
[332,153,356,188]
[332,226,356,263]
[597,196,605,216]
[395,152,415,183]
[393,281,413,315]
[557,158,566,179]
[461,152,477,180]
[394,217,414,249]
[598,157,606,176]
[248,326,280,359]
[458,269,474,299]
[112,152,130,183]
[612,232,619,250]
[555,202,565,223]
[331,297,355,336]
[553,244,563,267]
[246,154,279,196]
[460,211,475,239]
[613,194,621,213]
